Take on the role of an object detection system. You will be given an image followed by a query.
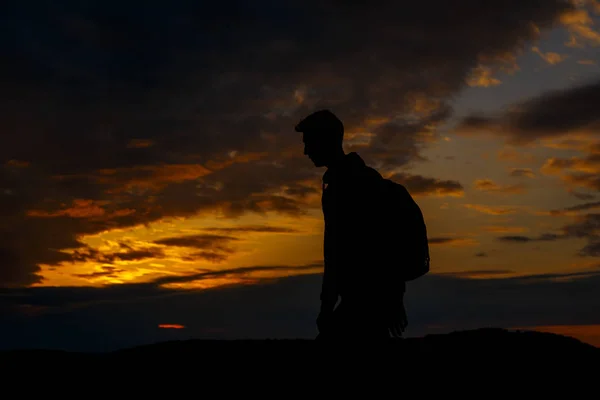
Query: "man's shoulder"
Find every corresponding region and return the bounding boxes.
[325,153,383,189]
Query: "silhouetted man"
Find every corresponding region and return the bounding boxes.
[295,109,407,341]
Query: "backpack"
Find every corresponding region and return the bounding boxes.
[376,178,430,282]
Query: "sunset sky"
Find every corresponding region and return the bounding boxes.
[1,0,600,351]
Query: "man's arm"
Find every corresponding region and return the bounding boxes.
[320,225,338,313]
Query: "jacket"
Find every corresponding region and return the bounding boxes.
[320,152,391,310]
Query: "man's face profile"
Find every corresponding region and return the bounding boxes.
[303,130,328,167]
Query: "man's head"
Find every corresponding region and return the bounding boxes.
[295,109,344,167]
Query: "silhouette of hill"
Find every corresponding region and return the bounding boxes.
[1,328,598,364]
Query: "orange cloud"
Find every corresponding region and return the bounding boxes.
[509,168,535,178]
[467,65,502,87]
[542,155,600,174]
[563,172,600,191]
[428,237,479,246]
[26,199,137,220]
[204,151,268,171]
[389,173,464,198]
[463,204,521,215]
[126,139,155,148]
[540,136,596,151]
[535,201,600,216]
[497,148,537,163]
[474,179,526,194]
[158,324,185,329]
[5,159,30,168]
[483,225,529,234]
[27,199,107,218]
[440,269,515,279]
[531,46,567,64]
[93,152,269,194]
[560,7,600,47]
[102,163,213,192]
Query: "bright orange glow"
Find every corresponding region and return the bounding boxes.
[467,65,501,87]
[33,211,324,287]
[158,324,185,329]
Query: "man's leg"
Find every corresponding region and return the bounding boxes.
[333,300,391,341]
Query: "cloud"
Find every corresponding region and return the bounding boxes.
[456,79,600,145]
[73,266,126,279]
[497,234,564,242]
[509,168,535,178]
[70,246,166,264]
[569,189,597,200]
[153,234,240,263]
[562,213,600,238]
[547,201,600,216]
[540,145,600,192]
[0,0,578,287]
[560,3,600,47]
[541,154,600,176]
[474,179,527,194]
[497,148,537,163]
[158,324,185,329]
[563,172,600,192]
[388,173,464,197]
[495,213,600,257]
[154,234,238,250]
[203,225,300,234]
[467,65,502,87]
[438,269,514,278]
[429,237,478,246]
[463,204,522,215]
[531,46,568,64]
[483,225,529,233]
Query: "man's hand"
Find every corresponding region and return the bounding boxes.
[386,297,408,338]
[316,308,334,334]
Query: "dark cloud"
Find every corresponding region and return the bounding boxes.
[1,268,599,352]
[74,266,125,279]
[549,201,600,215]
[430,237,463,245]
[509,168,535,178]
[71,246,165,264]
[580,241,600,257]
[153,234,239,263]
[475,252,488,257]
[0,0,576,286]
[498,234,564,243]
[563,172,600,192]
[357,105,453,169]
[428,236,477,246]
[569,190,596,201]
[389,173,464,197]
[182,251,231,263]
[154,234,238,250]
[474,179,526,194]
[561,214,600,257]
[457,79,600,144]
[535,143,600,192]
[562,213,600,239]
[497,213,600,257]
